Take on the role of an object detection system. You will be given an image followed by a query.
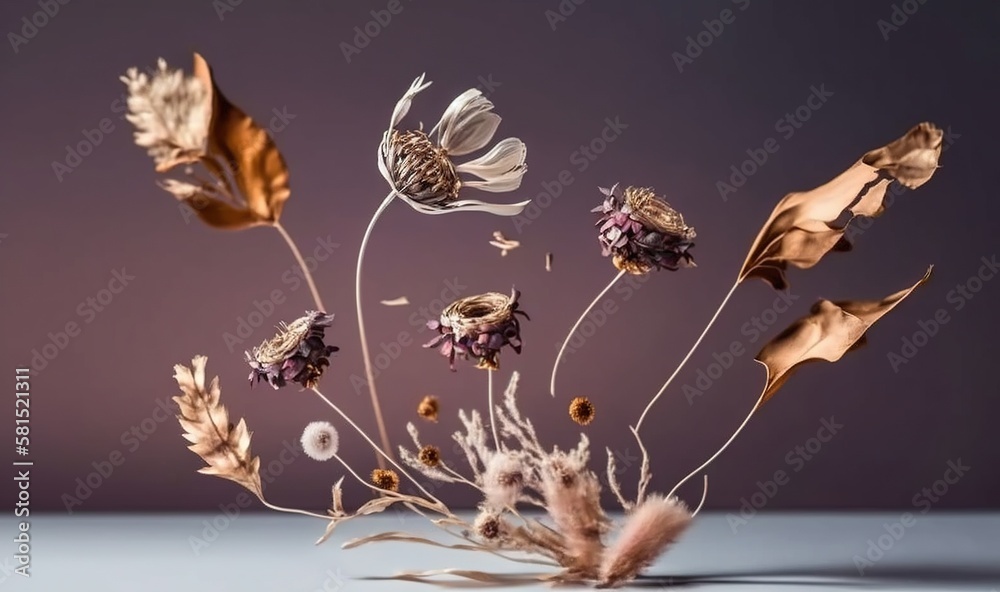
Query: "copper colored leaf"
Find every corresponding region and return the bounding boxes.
[740,123,943,290]
[173,355,263,496]
[192,53,290,224]
[180,193,269,230]
[754,266,932,405]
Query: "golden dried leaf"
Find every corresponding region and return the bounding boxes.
[754,266,932,405]
[739,123,943,290]
[192,52,290,225]
[180,193,268,230]
[173,355,262,496]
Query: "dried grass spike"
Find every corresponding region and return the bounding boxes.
[173,355,262,496]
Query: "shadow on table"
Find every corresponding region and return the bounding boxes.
[633,562,1000,588]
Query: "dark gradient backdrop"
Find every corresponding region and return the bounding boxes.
[1,0,998,513]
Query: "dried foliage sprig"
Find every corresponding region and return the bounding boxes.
[633,122,944,434]
[147,55,948,587]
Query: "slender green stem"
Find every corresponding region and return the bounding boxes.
[634,278,740,433]
[550,269,626,397]
[273,222,325,312]
[312,387,444,506]
[355,192,397,469]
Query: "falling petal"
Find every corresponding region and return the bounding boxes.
[380,296,410,306]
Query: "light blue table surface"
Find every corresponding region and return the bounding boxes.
[1,512,997,591]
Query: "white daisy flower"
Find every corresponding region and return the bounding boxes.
[377,74,530,216]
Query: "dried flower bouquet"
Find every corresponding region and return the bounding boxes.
[123,53,945,586]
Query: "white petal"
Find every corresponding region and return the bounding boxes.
[395,193,531,216]
[456,138,526,178]
[390,74,432,128]
[456,138,527,193]
[436,89,500,156]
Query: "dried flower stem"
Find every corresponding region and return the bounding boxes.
[488,369,500,451]
[634,278,740,432]
[311,386,443,506]
[667,387,766,500]
[273,221,326,312]
[550,269,626,397]
[355,191,397,469]
[260,500,330,521]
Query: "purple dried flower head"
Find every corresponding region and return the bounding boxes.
[592,184,696,275]
[423,288,529,371]
[245,311,339,389]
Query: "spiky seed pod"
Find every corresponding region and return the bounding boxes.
[417,395,440,422]
[418,445,441,467]
[569,397,595,426]
[371,468,400,492]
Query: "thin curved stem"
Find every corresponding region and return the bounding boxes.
[550,269,626,397]
[634,278,740,433]
[488,369,500,451]
[273,222,326,312]
[666,390,765,501]
[311,387,444,506]
[692,475,709,517]
[355,191,397,469]
[260,500,330,521]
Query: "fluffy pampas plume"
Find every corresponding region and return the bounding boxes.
[598,495,693,587]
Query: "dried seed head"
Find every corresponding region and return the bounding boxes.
[245,311,339,389]
[593,184,696,275]
[383,129,461,205]
[473,511,508,542]
[423,288,529,371]
[300,421,339,461]
[371,468,400,492]
[418,445,441,467]
[417,395,439,422]
[623,187,696,241]
[569,397,595,426]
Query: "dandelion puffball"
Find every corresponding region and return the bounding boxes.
[300,421,339,461]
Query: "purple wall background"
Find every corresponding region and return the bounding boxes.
[1,0,997,513]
